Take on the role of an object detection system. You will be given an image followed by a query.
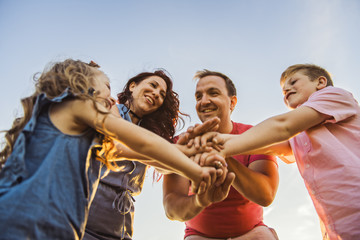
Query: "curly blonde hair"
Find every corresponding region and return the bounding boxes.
[0,59,116,170]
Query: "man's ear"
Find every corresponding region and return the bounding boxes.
[230,95,237,112]
[317,76,327,90]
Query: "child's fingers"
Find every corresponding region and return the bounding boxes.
[200,132,217,148]
[206,142,224,152]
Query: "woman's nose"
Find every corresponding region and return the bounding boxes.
[152,90,160,99]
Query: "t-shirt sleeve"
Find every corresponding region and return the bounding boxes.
[302,87,358,124]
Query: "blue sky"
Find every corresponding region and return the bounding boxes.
[1,1,359,239]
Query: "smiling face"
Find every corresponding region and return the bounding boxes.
[129,76,167,117]
[281,70,321,109]
[195,75,236,126]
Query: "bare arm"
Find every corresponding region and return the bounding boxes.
[201,106,329,157]
[71,99,219,191]
[163,171,235,221]
[163,174,201,221]
[226,157,278,206]
[110,140,175,174]
[225,106,329,156]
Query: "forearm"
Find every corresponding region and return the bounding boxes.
[223,108,327,157]
[224,116,293,157]
[163,174,205,221]
[105,117,204,182]
[112,141,177,173]
[163,192,204,221]
[226,157,278,206]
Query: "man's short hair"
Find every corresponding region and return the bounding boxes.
[194,69,237,97]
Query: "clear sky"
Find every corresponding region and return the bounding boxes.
[1,0,359,239]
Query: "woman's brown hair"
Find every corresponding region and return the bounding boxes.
[117,69,187,142]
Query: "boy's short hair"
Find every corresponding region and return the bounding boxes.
[280,64,334,87]
[194,69,237,97]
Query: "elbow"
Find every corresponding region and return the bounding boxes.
[163,196,189,222]
[164,209,177,221]
[260,193,276,207]
[256,185,278,207]
[255,191,276,207]
[164,207,189,222]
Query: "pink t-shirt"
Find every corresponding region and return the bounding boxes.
[288,87,360,239]
[184,121,277,239]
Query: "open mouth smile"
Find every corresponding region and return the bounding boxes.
[145,95,154,105]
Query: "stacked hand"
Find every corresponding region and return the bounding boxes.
[176,117,235,205]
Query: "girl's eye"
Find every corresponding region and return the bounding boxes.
[151,83,156,88]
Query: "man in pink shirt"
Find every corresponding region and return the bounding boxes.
[200,64,360,239]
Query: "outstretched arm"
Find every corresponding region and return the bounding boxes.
[72,99,222,193]
[201,106,329,157]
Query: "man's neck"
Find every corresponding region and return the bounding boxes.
[217,120,233,134]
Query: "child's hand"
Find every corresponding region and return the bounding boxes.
[176,142,212,157]
[195,132,227,150]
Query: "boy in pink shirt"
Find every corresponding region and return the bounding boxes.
[198,64,360,239]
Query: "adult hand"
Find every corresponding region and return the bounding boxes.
[194,171,235,208]
[177,117,220,145]
[188,150,227,187]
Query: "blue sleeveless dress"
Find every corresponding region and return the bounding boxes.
[0,90,102,239]
[84,104,148,240]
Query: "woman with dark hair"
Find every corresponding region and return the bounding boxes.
[84,69,186,240]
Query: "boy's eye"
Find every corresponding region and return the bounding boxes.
[151,83,156,88]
